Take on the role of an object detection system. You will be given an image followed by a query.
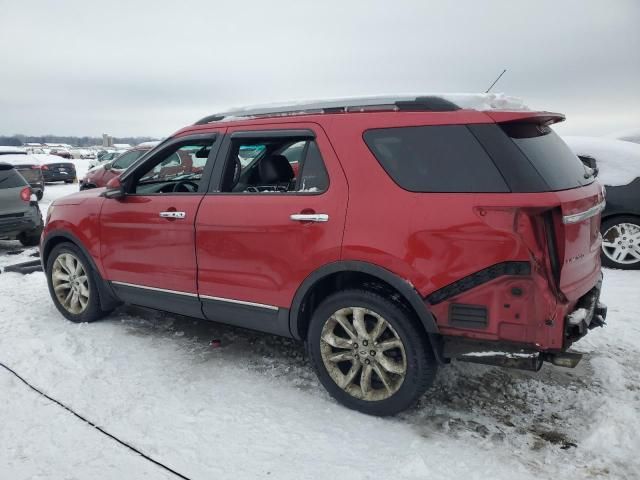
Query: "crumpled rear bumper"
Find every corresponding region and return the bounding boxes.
[564,273,607,347]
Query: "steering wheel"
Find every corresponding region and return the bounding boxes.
[172,180,199,193]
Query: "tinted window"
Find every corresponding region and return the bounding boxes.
[112,150,144,170]
[364,125,509,192]
[0,167,27,189]
[501,123,593,191]
[298,141,329,192]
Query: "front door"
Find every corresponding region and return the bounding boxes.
[100,133,221,317]
[195,124,348,335]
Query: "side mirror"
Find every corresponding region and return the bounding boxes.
[102,176,125,199]
[104,162,112,171]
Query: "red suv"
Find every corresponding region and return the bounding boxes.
[41,95,607,416]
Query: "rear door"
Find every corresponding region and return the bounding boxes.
[195,123,348,335]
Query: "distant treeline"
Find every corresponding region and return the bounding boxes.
[0,134,159,147]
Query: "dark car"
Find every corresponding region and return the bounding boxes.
[35,154,77,183]
[0,163,43,246]
[577,153,640,269]
[42,95,606,416]
[0,152,45,200]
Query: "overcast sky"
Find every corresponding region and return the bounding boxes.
[1,0,638,138]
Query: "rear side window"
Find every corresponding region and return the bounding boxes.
[0,167,27,189]
[500,123,593,191]
[364,125,509,192]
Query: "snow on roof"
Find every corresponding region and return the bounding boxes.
[0,153,41,166]
[605,127,640,144]
[136,141,160,148]
[563,136,640,186]
[0,146,26,153]
[197,93,529,124]
[31,153,75,165]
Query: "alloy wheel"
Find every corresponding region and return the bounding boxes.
[51,253,90,314]
[602,222,640,266]
[319,307,407,402]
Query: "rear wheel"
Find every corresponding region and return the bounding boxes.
[601,216,640,270]
[46,242,109,322]
[36,190,43,201]
[307,289,437,416]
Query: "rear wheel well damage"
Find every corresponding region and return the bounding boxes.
[289,262,443,362]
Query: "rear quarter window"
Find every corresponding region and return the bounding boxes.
[363,125,509,193]
[0,167,28,189]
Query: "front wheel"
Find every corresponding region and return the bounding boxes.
[307,289,437,416]
[46,242,109,322]
[601,216,640,270]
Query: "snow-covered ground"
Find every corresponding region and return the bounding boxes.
[1,174,639,480]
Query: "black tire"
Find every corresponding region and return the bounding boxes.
[45,242,109,323]
[64,179,74,184]
[307,289,437,416]
[18,228,42,247]
[36,191,44,201]
[600,216,640,270]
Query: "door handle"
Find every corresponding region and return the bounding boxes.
[159,211,186,219]
[290,213,329,222]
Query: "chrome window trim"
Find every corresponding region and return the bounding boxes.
[562,200,606,225]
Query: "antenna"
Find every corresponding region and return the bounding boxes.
[485,69,507,93]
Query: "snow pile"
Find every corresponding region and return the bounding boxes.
[605,127,640,144]
[562,136,640,186]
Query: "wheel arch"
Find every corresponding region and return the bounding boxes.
[289,261,441,357]
[41,231,121,311]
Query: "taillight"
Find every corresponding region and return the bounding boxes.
[20,187,31,202]
[41,165,49,170]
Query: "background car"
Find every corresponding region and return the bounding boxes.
[565,136,640,269]
[0,149,45,200]
[0,163,43,246]
[80,142,158,189]
[88,150,123,169]
[32,153,77,184]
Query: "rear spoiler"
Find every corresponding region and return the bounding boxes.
[486,111,566,126]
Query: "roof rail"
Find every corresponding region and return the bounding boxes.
[194,95,461,125]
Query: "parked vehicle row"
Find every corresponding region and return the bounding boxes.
[42,95,607,416]
[80,142,158,189]
[0,148,77,186]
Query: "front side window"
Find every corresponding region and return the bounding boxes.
[132,141,213,194]
[219,136,329,194]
